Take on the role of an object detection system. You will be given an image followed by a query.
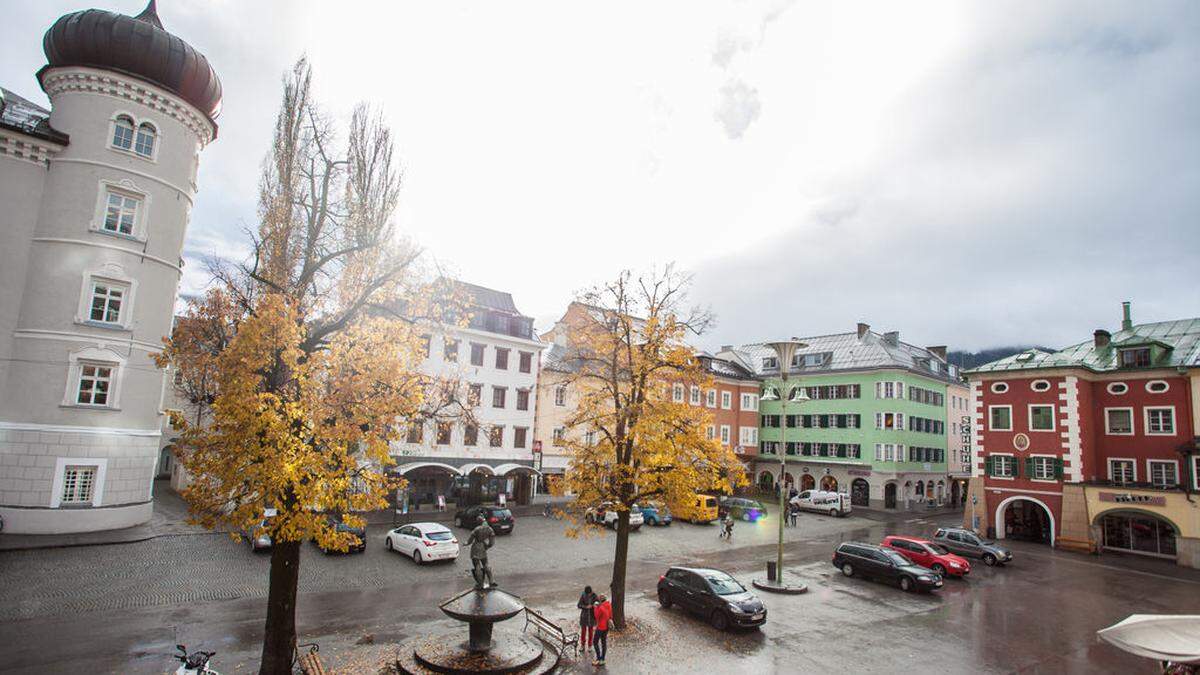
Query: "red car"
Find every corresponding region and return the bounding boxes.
[881,535,971,578]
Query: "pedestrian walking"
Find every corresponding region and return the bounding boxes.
[592,594,612,666]
[789,503,799,527]
[720,513,734,540]
[577,585,597,654]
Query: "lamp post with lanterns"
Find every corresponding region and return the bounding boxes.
[757,339,810,588]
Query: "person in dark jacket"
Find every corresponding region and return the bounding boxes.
[577,585,597,653]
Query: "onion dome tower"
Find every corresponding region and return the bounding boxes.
[0,2,221,534]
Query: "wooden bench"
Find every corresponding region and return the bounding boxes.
[524,607,578,659]
[295,642,326,675]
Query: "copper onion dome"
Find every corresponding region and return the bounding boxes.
[40,1,222,124]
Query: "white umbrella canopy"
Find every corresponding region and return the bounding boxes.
[1097,615,1200,664]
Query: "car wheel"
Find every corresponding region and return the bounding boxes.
[841,563,854,577]
[385,538,393,551]
[829,509,838,518]
[710,610,729,631]
[412,549,422,565]
[931,564,946,576]
[900,576,913,592]
[743,513,751,522]
[983,553,997,567]
[658,590,672,608]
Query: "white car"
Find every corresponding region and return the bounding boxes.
[586,503,644,530]
[385,522,460,564]
[790,490,853,517]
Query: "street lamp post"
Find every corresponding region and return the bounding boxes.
[758,339,809,585]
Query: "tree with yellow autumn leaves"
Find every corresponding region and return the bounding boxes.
[561,267,747,628]
[156,60,463,674]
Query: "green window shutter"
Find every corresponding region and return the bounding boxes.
[984,455,994,477]
[1054,458,1064,479]
[1024,457,1034,479]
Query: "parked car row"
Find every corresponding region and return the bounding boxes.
[832,527,1015,594]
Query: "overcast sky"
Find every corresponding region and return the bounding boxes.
[3,1,1197,352]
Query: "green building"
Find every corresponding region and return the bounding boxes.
[716,323,963,510]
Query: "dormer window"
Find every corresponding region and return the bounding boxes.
[112,115,134,150]
[762,356,778,369]
[1119,348,1151,368]
[134,122,157,157]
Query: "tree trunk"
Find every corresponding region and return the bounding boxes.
[259,539,301,674]
[610,509,630,629]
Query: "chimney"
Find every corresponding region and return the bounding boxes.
[883,331,900,347]
[1121,301,1132,331]
[926,345,948,361]
[720,345,732,352]
[856,322,870,339]
[1094,329,1111,348]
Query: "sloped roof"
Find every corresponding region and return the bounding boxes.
[969,318,1200,374]
[542,342,581,374]
[724,330,959,383]
[0,87,68,144]
[700,353,756,381]
[453,280,523,316]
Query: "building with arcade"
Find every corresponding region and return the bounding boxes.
[965,303,1200,568]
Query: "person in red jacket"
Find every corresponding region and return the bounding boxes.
[592,594,612,666]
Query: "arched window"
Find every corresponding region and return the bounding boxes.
[134,122,157,157]
[112,115,134,150]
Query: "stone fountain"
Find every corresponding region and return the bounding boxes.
[395,517,556,674]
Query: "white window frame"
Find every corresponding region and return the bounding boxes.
[738,426,758,447]
[706,389,717,407]
[552,427,565,446]
[721,391,732,410]
[990,453,1016,480]
[719,425,731,445]
[1107,457,1136,485]
[672,384,684,403]
[1144,406,1176,436]
[740,393,757,410]
[76,264,137,330]
[1104,407,1134,436]
[107,111,160,162]
[706,425,715,440]
[1106,382,1128,395]
[1145,380,1170,393]
[91,178,151,241]
[1030,379,1051,392]
[988,405,1013,431]
[990,382,1009,394]
[61,347,125,409]
[554,385,566,407]
[1147,459,1179,489]
[689,385,701,405]
[1029,454,1057,482]
[50,457,107,508]
[1028,404,1056,432]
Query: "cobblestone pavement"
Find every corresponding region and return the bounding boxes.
[4,508,1198,674]
[0,509,878,622]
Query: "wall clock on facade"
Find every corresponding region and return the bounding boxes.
[1013,433,1030,451]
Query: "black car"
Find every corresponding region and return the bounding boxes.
[453,505,515,534]
[831,542,942,592]
[656,566,767,630]
[315,516,366,554]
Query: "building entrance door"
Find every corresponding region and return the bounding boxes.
[884,482,897,509]
[1003,499,1052,544]
[851,479,870,506]
[800,474,815,491]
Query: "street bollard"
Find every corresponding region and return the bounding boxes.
[766,561,778,582]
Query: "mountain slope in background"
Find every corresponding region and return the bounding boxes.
[947,346,1056,371]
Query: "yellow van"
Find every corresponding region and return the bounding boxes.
[669,493,719,524]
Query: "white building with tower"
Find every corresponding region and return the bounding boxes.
[0,1,221,534]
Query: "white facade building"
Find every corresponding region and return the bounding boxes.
[391,282,545,507]
[0,2,220,533]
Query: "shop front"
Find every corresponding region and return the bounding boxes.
[1084,487,1200,569]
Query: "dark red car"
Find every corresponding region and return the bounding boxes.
[881,535,971,578]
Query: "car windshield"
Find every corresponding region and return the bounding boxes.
[881,550,910,566]
[425,531,453,541]
[705,573,746,595]
[703,497,716,507]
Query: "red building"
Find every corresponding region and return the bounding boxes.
[677,352,761,472]
[965,304,1199,568]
